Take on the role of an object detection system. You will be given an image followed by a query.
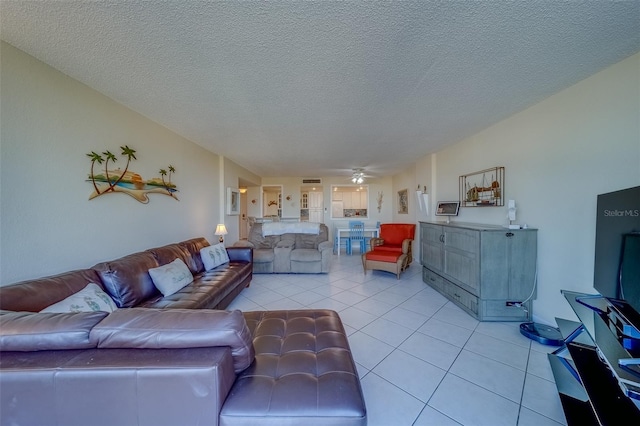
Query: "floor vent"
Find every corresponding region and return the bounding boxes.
[302,178,322,184]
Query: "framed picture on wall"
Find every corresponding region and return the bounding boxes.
[227,187,240,215]
[398,188,408,214]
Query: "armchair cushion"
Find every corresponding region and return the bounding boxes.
[378,223,416,246]
[365,250,401,263]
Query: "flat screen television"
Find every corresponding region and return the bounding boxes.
[593,186,640,314]
[435,201,460,216]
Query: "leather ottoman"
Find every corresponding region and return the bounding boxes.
[220,310,367,426]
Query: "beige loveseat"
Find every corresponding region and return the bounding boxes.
[234,222,332,273]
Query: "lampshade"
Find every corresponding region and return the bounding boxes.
[215,223,228,243]
[215,224,228,235]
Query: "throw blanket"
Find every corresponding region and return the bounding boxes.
[262,222,320,236]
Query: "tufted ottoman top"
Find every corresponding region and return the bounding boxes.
[220,310,367,426]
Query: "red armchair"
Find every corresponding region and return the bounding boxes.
[362,223,416,279]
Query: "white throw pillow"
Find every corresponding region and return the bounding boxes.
[148,258,194,296]
[40,283,118,313]
[200,243,230,270]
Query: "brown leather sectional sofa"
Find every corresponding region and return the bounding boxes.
[0,237,367,426]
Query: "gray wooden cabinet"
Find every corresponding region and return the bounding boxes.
[420,221,537,321]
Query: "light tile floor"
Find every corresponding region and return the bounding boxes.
[226,254,567,426]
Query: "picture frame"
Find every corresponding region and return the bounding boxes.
[459,166,505,207]
[398,188,408,214]
[227,187,240,215]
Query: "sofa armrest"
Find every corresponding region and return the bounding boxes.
[318,240,333,252]
[232,240,254,248]
[226,246,253,263]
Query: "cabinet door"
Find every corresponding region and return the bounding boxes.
[479,232,509,299]
[342,192,352,209]
[508,231,537,300]
[480,230,537,300]
[351,192,359,209]
[442,228,479,294]
[420,224,443,271]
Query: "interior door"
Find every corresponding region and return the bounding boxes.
[309,191,324,223]
[239,191,248,239]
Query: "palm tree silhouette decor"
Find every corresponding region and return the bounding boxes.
[158,165,177,196]
[86,146,178,204]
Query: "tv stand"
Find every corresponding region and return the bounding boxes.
[549,290,640,424]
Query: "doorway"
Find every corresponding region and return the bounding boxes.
[262,185,282,219]
[301,186,324,223]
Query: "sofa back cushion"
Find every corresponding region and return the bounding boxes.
[0,310,107,351]
[379,223,416,246]
[177,237,211,274]
[248,223,281,249]
[93,251,160,308]
[0,269,105,312]
[91,308,255,373]
[147,243,196,273]
[292,223,329,249]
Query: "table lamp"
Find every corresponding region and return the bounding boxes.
[215,224,228,243]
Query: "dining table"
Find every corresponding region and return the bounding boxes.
[335,226,380,256]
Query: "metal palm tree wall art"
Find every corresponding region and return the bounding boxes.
[86,145,178,203]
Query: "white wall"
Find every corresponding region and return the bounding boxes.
[420,52,640,324]
[0,42,223,284]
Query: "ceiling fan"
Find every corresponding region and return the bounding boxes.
[350,169,366,184]
[324,167,375,184]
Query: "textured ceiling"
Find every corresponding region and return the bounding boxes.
[2,1,639,179]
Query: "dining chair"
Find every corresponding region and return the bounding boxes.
[333,225,348,254]
[346,221,366,255]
